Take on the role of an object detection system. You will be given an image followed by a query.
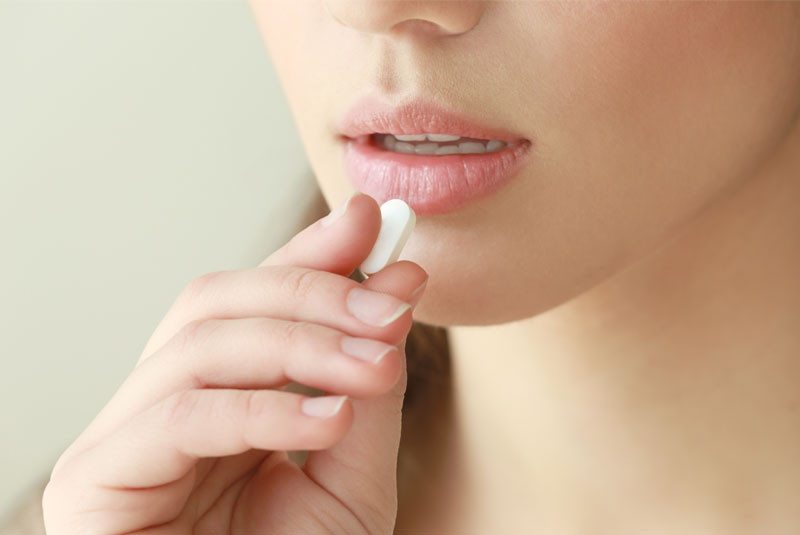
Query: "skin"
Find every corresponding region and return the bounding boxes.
[250,1,800,533]
[44,193,430,534]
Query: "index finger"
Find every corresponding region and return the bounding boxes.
[136,191,381,362]
[260,191,381,277]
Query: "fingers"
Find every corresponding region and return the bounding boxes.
[44,466,198,535]
[137,262,424,368]
[132,316,405,406]
[64,388,355,490]
[181,265,413,339]
[138,192,380,362]
[301,261,429,532]
[182,449,275,526]
[63,261,427,458]
[260,191,381,274]
[44,192,426,535]
[357,260,429,307]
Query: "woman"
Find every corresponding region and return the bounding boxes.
[41,1,800,534]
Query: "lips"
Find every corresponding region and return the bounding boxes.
[337,96,528,142]
[338,95,533,216]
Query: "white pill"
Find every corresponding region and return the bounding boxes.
[359,199,416,275]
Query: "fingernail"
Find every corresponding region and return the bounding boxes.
[346,287,411,327]
[340,335,397,364]
[301,395,348,418]
[408,277,428,308]
[321,191,360,228]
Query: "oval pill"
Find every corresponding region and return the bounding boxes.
[359,199,416,275]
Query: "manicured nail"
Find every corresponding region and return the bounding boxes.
[320,191,360,228]
[408,277,428,307]
[301,395,348,418]
[346,287,411,327]
[340,335,397,364]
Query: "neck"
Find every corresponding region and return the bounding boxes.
[443,124,800,533]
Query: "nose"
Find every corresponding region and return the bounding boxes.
[323,0,486,38]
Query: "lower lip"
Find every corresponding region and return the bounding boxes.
[341,136,532,216]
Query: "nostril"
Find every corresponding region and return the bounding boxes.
[323,1,484,38]
[389,18,450,37]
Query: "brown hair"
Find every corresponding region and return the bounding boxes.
[395,318,452,508]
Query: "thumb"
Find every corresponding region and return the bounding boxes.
[301,260,428,533]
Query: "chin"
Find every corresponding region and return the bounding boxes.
[409,278,540,327]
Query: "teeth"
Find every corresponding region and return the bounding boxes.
[426,133,461,142]
[457,142,486,154]
[435,145,460,155]
[393,141,416,154]
[486,140,504,152]
[395,133,462,142]
[377,133,507,155]
[414,142,439,155]
[394,134,427,141]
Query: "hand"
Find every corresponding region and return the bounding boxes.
[42,192,428,534]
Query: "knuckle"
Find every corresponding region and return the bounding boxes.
[278,319,311,349]
[42,475,80,525]
[180,270,227,303]
[178,319,205,347]
[41,481,69,532]
[42,467,90,529]
[173,319,212,355]
[173,319,222,388]
[276,321,336,378]
[41,478,60,515]
[244,390,268,422]
[160,390,201,429]
[280,267,324,300]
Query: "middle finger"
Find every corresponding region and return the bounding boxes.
[139,316,404,405]
[139,264,414,366]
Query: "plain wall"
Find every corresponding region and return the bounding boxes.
[0,0,322,523]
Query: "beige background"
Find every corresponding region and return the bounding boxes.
[0,0,322,524]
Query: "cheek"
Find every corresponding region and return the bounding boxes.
[536,1,800,256]
[249,1,357,203]
[251,0,800,327]
[541,1,800,199]
[416,3,800,326]
[250,2,337,113]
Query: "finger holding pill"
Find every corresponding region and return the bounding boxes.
[44,190,428,535]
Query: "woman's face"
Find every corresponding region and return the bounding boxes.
[250,1,800,326]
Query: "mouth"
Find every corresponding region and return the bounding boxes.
[362,132,516,156]
[337,96,533,215]
[341,133,532,216]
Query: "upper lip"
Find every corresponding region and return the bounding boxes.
[337,94,529,143]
